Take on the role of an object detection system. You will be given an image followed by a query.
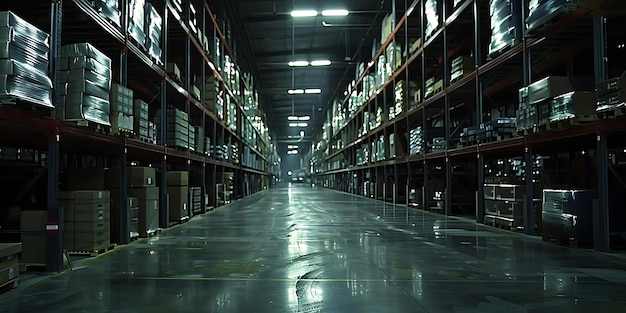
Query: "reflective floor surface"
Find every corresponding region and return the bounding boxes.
[1,185,626,312]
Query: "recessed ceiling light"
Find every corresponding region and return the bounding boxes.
[297,123,308,127]
[289,122,299,127]
[305,89,322,94]
[288,89,305,95]
[291,10,318,17]
[287,116,299,120]
[311,60,332,66]
[322,9,349,16]
[299,116,311,121]
[288,60,309,67]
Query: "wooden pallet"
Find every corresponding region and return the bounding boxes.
[19,263,46,273]
[205,205,215,213]
[0,278,18,292]
[597,107,626,120]
[69,119,111,135]
[68,244,116,257]
[542,234,592,249]
[481,134,514,144]
[136,135,155,144]
[548,115,597,128]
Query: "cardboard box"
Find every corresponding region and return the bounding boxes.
[128,187,159,237]
[61,201,110,222]
[528,76,593,105]
[166,171,189,186]
[0,243,21,259]
[20,210,47,264]
[167,186,189,221]
[109,167,156,188]
[0,264,18,285]
[65,220,110,233]
[59,190,110,202]
[128,186,159,200]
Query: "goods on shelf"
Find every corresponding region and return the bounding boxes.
[0,243,20,290]
[128,0,146,48]
[166,171,189,223]
[431,137,446,152]
[424,76,443,99]
[60,190,111,252]
[90,0,121,27]
[60,43,112,126]
[542,189,594,242]
[488,0,522,58]
[409,127,425,155]
[127,186,159,237]
[171,0,183,15]
[484,183,525,227]
[212,144,226,160]
[109,191,140,242]
[481,118,516,141]
[144,2,162,63]
[133,99,149,138]
[192,126,203,152]
[596,72,626,112]
[166,62,181,82]
[147,121,157,144]
[110,84,134,134]
[526,0,582,34]
[549,91,596,122]
[0,11,53,107]
[451,55,475,83]
[381,13,394,43]
[385,42,402,74]
[155,108,189,149]
[190,187,202,216]
[425,0,442,40]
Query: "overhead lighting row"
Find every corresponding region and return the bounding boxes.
[288,145,299,149]
[287,150,299,155]
[289,122,309,127]
[288,89,322,95]
[287,116,311,121]
[288,60,332,67]
[291,9,349,17]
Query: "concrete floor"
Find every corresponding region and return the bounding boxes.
[1,185,626,312]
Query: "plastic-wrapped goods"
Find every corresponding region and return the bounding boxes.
[542,189,595,242]
[0,12,52,107]
[526,0,576,33]
[129,0,146,47]
[90,0,121,27]
[61,43,112,126]
[133,100,149,138]
[409,127,424,155]
[144,2,162,62]
[424,0,442,39]
[488,0,522,57]
[155,108,189,149]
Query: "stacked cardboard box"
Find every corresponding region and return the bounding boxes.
[425,76,443,99]
[125,167,159,237]
[190,187,203,216]
[188,126,196,152]
[516,86,535,130]
[425,0,442,39]
[0,243,20,289]
[133,99,149,138]
[488,0,522,57]
[0,11,53,107]
[147,121,157,144]
[596,72,626,112]
[166,171,189,223]
[483,184,524,227]
[60,43,112,126]
[110,84,134,134]
[128,0,146,48]
[166,62,181,83]
[192,126,204,153]
[144,2,162,63]
[20,211,46,265]
[156,108,189,149]
[204,136,211,156]
[542,189,594,242]
[60,190,111,252]
[550,91,595,122]
[451,56,475,83]
[108,187,140,242]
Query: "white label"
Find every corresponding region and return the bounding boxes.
[184,203,187,211]
[8,268,14,279]
[46,225,59,231]
[148,178,153,185]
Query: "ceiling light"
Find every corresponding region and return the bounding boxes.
[288,60,309,67]
[288,145,299,149]
[311,60,332,66]
[291,10,318,17]
[287,116,298,121]
[297,123,308,127]
[300,130,305,137]
[305,89,322,94]
[288,89,305,95]
[289,122,299,127]
[322,9,349,16]
[298,116,311,121]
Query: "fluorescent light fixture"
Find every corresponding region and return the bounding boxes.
[298,116,311,121]
[289,122,299,127]
[291,10,318,17]
[288,145,299,149]
[288,60,309,67]
[311,60,332,66]
[297,123,308,127]
[288,89,305,95]
[305,88,322,94]
[287,150,299,155]
[300,130,305,137]
[287,116,298,120]
[322,9,349,16]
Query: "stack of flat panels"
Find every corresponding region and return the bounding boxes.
[0,243,20,289]
[60,43,112,126]
[166,171,189,223]
[451,56,475,83]
[0,11,52,107]
[125,167,159,237]
[542,189,594,242]
[550,91,595,122]
[188,125,196,152]
[190,187,202,216]
[156,108,189,149]
[488,0,522,57]
[133,99,149,138]
[60,190,111,252]
[526,0,578,33]
[212,145,226,160]
[528,76,593,125]
[425,0,442,39]
[410,127,425,155]
[460,125,485,144]
[128,0,146,48]
[110,84,134,134]
[90,0,121,27]
[483,184,524,227]
[144,2,162,63]
[596,72,626,112]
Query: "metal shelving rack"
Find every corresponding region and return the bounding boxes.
[0,0,276,273]
[316,0,626,252]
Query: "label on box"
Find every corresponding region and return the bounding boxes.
[8,267,14,279]
[184,203,187,211]
[148,178,153,185]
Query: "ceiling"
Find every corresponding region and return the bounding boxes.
[225,0,392,153]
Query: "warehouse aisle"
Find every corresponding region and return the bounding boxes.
[2,185,626,312]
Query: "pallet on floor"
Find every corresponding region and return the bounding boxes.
[541,234,591,249]
[68,244,116,257]
[205,205,215,213]
[19,263,46,273]
[0,278,18,292]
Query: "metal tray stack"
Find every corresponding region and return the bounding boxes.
[0,11,52,107]
[60,43,112,126]
[488,0,522,57]
[144,2,162,63]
